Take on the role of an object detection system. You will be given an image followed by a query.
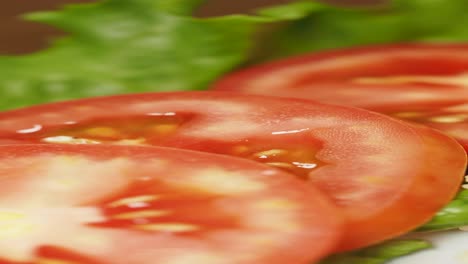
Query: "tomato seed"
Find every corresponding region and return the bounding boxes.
[265,162,295,169]
[38,116,186,145]
[135,223,199,233]
[252,149,288,158]
[42,136,101,145]
[38,258,78,264]
[83,127,120,138]
[112,210,171,220]
[429,114,468,123]
[108,195,160,208]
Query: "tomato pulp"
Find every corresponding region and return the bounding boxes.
[0,144,341,264]
[0,91,465,251]
[213,44,468,150]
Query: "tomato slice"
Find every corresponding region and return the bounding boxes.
[0,91,465,251]
[212,44,468,150]
[0,144,341,264]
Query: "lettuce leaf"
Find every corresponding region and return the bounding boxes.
[0,0,319,110]
[255,0,468,61]
[418,189,468,232]
[320,239,431,264]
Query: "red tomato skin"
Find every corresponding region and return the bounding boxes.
[212,44,468,151]
[213,43,468,96]
[0,91,465,252]
[0,144,344,264]
[337,122,466,250]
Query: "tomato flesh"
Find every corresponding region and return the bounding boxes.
[0,144,341,264]
[0,91,465,251]
[212,44,468,150]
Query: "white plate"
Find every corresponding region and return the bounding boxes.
[389,230,468,264]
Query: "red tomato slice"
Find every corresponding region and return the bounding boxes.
[0,91,465,251]
[0,144,341,264]
[212,44,468,150]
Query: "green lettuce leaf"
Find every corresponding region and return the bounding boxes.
[418,189,468,232]
[255,0,468,60]
[320,239,432,264]
[0,0,319,110]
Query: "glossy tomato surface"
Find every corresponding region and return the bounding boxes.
[0,144,341,264]
[212,44,468,150]
[0,91,465,251]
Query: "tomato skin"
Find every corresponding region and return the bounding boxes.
[0,144,342,264]
[212,44,468,150]
[0,91,465,251]
[337,122,466,250]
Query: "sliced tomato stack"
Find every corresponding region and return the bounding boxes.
[0,91,465,255]
[212,44,468,151]
[0,144,342,264]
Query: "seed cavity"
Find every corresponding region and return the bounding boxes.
[149,124,179,134]
[0,212,25,221]
[271,128,310,135]
[232,146,322,180]
[42,136,101,145]
[256,198,298,210]
[135,223,199,233]
[113,210,171,220]
[83,127,119,138]
[38,259,78,264]
[429,114,468,123]
[252,149,288,159]
[40,116,185,146]
[182,169,266,195]
[0,211,34,238]
[291,162,317,169]
[265,162,294,169]
[114,138,147,146]
[108,195,159,208]
[232,145,249,155]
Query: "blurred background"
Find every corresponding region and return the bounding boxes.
[0,0,382,54]
[1,0,465,111]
